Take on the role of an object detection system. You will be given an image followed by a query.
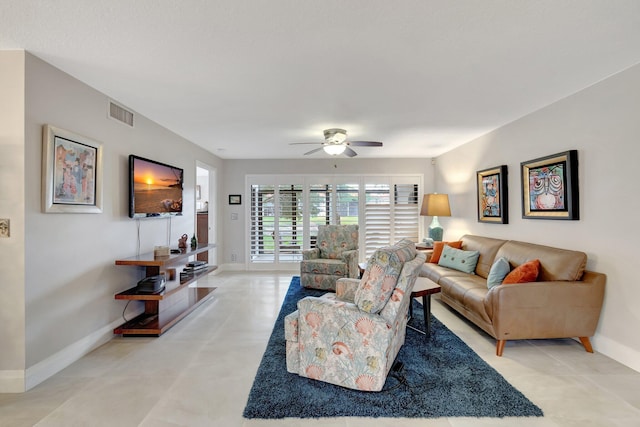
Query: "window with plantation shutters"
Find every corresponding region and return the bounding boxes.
[247,175,422,268]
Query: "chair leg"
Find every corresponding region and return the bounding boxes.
[496,340,506,357]
[579,337,594,353]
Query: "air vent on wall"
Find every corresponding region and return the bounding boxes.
[109,101,134,127]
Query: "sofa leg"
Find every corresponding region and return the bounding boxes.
[496,340,506,357]
[579,337,594,353]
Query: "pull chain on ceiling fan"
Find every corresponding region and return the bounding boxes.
[290,128,383,157]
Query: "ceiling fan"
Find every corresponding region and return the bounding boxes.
[290,128,383,157]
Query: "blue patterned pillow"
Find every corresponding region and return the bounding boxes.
[438,245,480,274]
[486,257,511,289]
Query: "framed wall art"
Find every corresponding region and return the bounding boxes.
[229,194,242,205]
[477,165,508,224]
[42,125,103,213]
[521,150,578,220]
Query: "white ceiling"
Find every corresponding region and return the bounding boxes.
[2,1,640,159]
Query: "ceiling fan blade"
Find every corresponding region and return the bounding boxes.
[348,141,383,147]
[344,147,358,157]
[304,147,325,156]
[290,142,324,145]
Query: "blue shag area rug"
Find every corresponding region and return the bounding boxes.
[243,276,543,419]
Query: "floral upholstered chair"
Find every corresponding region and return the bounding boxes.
[300,224,359,291]
[286,239,426,391]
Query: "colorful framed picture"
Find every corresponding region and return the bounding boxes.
[229,194,242,205]
[477,165,508,224]
[42,125,103,213]
[521,150,579,220]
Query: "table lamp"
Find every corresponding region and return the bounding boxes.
[420,193,451,242]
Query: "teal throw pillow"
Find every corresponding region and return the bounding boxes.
[486,257,511,289]
[438,245,480,274]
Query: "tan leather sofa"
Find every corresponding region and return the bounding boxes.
[420,235,606,356]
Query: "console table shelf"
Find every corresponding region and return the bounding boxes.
[114,244,217,336]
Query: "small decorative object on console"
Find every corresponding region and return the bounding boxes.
[191,234,197,249]
[178,234,188,249]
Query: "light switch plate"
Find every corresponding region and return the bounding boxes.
[0,219,9,238]
[231,213,238,220]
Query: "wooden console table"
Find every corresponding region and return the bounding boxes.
[114,244,217,336]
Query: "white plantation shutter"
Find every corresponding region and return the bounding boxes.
[393,183,419,243]
[250,184,275,263]
[276,184,303,259]
[364,183,391,258]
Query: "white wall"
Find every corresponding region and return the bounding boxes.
[434,63,640,372]
[0,51,27,391]
[0,52,224,391]
[222,158,435,266]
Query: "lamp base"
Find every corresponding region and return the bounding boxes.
[428,216,444,242]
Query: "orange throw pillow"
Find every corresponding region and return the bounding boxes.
[503,259,540,284]
[429,241,463,264]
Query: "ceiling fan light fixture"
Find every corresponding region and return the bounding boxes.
[323,144,346,155]
[324,128,347,144]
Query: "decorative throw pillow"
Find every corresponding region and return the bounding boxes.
[486,257,511,289]
[437,245,480,274]
[503,259,540,284]
[429,241,463,263]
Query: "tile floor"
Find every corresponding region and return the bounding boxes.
[2,271,640,426]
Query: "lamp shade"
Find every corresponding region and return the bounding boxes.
[420,194,451,217]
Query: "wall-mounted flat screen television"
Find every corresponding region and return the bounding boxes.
[129,155,183,218]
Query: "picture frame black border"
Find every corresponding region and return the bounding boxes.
[521,150,579,220]
[229,194,242,205]
[477,165,509,224]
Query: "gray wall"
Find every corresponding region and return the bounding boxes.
[434,63,640,372]
[0,51,26,390]
[0,52,224,390]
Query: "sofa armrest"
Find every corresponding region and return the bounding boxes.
[485,270,606,340]
[302,248,320,260]
[336,278,360,302]
[340,249,360,278]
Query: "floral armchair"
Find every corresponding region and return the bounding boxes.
[300,224,359,290]
[286,239,426,391]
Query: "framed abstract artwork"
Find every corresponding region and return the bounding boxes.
[229,194,242,205]
[521,150,579,220]
[477,165,508,224]
[42,125,103,213]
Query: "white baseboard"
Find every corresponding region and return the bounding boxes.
[0,317,126,393]
[0,370,25,393]
[592,334,640,373]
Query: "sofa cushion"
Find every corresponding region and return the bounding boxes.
[438,245,480,274]
[496,240,586,281]
[487,257,511,289]
[460,235,507,278]
[429,241,463,263]
[355,240,416,314]
[503,259,540,284]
